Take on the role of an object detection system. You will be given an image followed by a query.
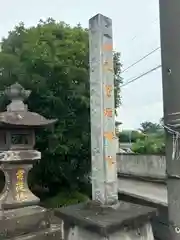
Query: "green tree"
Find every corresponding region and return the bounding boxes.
[118,130,145,143]
[139,121,163,134]
[132,121,165,154]
[132,135,165,154]
[0,19,122,196]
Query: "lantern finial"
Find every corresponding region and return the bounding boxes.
[5,82,31,102]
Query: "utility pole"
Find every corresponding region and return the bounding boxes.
[89,14,118,206]
[159,1,180,239]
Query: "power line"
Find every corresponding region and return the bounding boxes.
[121,65,162,87]
[121,46,160,74]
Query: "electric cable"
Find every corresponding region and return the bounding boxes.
[121,47,160,74]
[121,65,162,87]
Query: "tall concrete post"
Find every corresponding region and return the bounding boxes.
[55,14,156,240]
[89,14,118,205]
[159,1,180,239]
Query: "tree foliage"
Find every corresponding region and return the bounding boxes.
[0,19,122,195]
[118,130,145,143]
[132,134,165,154]
[132,121,165,154]
[139,121,163,134]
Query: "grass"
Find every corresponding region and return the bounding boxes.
[41,190,89,208]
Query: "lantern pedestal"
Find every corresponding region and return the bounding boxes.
[0,150,41,210]
[0,151,62,239]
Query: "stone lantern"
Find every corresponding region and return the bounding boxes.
[0,83,61,239]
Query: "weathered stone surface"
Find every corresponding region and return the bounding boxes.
[117,154,166,180]
[0,164,39,210]
[0,206,50,238]
[8,224,62,240]
[55,201,156,237]
[0,111,57,127]
[67,222,154,240]
[89,13,118,205]
[0,150,41,162]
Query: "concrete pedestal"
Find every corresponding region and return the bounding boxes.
[55,201,156,240]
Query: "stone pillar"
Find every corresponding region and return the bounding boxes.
[54,14,156,240]
[89,13,118,206]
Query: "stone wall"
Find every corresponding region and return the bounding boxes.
[116,153,168,240]
[117,154,166,180]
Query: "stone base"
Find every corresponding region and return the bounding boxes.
[8,224,62,240]
[0,205,62,239]
[55,201,157,240]
[63,222,154,240]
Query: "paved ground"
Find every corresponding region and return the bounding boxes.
[118,178,167,206]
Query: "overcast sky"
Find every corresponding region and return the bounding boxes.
[0,0,163,130]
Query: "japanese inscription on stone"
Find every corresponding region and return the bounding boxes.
[15,169,27,201]
[105,85,113,97]
[89,14,118,205]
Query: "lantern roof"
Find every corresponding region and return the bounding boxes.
[0,83,57,127]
